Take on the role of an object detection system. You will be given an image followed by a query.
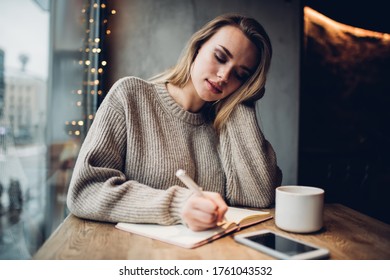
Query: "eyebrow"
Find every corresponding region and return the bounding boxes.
[218,45,253,73]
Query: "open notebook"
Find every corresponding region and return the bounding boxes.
[115,207,272,249]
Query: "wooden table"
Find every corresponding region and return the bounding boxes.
[33,204,390,260]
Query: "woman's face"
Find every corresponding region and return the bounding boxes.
[190,25,259,102]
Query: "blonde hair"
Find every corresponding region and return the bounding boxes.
[153,14,272,132]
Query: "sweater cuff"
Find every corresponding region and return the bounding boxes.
[169,186,193,225]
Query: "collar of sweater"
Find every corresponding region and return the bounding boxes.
[154,82,207,126]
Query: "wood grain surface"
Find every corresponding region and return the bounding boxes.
[33,204,390,260]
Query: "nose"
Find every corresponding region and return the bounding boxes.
[217,66,231,83]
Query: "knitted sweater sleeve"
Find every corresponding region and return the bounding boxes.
[218,104,282,208]
[66,78,192,224]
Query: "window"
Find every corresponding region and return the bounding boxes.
[0,0,109,259]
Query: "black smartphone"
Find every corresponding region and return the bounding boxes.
[234,229,330,260]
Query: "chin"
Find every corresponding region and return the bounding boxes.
[199,90,222,102]
[201,95,219,103]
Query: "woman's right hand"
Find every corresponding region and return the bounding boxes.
[181,191,228,231]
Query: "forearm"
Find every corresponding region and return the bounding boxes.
[66,100,193,224]
[67,166,192,224]
[219,104,282,208]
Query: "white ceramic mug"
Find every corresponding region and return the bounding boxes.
[275,186,324,233]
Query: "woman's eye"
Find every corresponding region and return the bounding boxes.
[214,52,226,63]
[235,71,249,81]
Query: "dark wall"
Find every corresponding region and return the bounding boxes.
[299,7,390,224]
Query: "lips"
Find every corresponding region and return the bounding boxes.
[206,79,222,94]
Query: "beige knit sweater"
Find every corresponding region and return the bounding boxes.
[66,76,282,225]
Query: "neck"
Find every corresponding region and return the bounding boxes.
[167,81,205,113]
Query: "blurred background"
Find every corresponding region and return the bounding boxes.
[0,0,388,259]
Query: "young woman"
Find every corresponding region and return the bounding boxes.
[67,14,282,231]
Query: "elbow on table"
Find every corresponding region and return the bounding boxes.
[66,189,91,220]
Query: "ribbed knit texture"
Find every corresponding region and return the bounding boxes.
[66,76,282,225]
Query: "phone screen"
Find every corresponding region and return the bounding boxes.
[246,232,317,256]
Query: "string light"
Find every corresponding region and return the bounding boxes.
[67,0,114,138]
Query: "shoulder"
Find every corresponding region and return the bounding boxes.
[109,76,155,97]
[102,76,157,108]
